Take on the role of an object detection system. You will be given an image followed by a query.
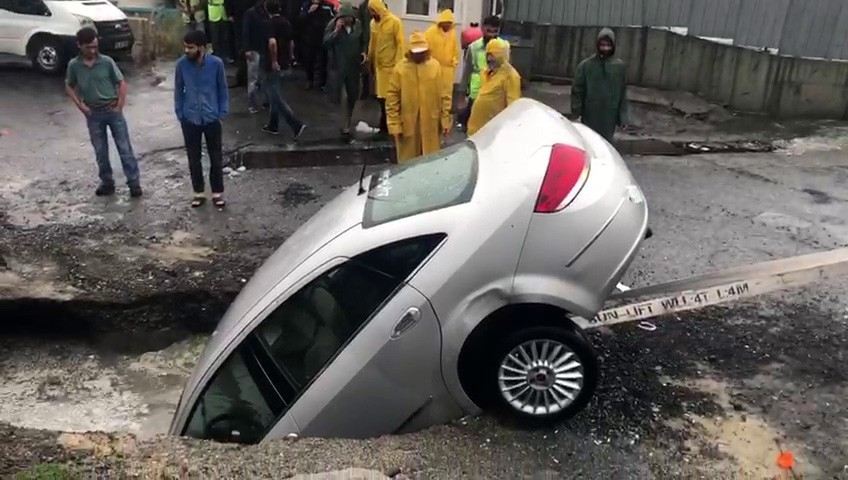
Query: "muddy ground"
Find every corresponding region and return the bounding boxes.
[2,60,848,479]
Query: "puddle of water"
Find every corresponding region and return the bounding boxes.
[3,201,105,229]
[119,230,214,266]
[0,335,207,440]
[666,372,821,478]
[0,258,81,300]
[0,174,32,196]
[754,212,812,230]
[774,128,848,156]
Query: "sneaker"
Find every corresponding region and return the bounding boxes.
[129,185,143,198]
[294,124,307,140]
[248,107,259,114]
[262,125,280,135]
[95,184,115,196]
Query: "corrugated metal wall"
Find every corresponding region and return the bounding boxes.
[503,0,848,59]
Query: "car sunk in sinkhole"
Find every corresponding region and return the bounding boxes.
[169,98,649,443]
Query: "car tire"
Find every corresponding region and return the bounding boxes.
[30,37,66,75]
[486,325,598,426]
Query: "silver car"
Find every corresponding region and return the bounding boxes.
[169,98,649,443]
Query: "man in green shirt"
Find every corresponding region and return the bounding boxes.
[459,15,509,132]
[65,27,142,198]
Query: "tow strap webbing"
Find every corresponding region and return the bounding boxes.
[581,247,848,329]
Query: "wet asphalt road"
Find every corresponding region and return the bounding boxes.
[2,62,848,478]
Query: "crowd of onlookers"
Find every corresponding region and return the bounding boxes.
[65,0,629,210]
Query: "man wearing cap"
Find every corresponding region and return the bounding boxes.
[385,32,451,163]
[467,38,521,135]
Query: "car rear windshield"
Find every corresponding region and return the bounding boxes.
[363,141,478,228]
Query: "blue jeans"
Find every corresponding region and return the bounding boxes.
[86,109,140,187]
[267,71,303,134]
[246,51,265,110]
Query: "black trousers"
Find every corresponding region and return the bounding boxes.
[232,16,247,86]
[209,21,231,61]
[378,98,388,133]
[303,43,327,86]
[459,97,474,130]
[181,120,224,194]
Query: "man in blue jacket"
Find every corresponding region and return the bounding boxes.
[175,29,230,209]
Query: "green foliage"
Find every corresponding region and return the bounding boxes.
[14,463,78,480]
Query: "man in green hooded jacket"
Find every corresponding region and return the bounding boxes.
[571,27,629,142]
[324,2,367,137]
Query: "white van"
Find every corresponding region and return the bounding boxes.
[0,0,134,74]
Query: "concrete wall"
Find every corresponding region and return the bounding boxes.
[505,22,848,119]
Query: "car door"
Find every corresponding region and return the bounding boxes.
[179,234,447,443]
[0,0,50,55]
[282,282,443,438]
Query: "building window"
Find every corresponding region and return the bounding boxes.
[406,0,428,15]
[437,0,454,11]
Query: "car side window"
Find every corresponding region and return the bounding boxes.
[2,0,49,15]
[184,234,446,443]
[256,233,447,386]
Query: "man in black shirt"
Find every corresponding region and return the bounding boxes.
[262,0,307,138]
[229,0,254,86]
[299,0,334,90]
[242,0,270,112]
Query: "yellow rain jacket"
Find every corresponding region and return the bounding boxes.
[386,33,452,163]
[367,0,405,99]
[424,9,459,99]
[467,39,522,135]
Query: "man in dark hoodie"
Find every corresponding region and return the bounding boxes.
[324,2,367,138]
[571,27,629,143]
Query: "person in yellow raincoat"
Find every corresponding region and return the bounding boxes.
[367,0,404,135]
[424,9,459,102]
[386,32,452,163]
[467,39,521,136]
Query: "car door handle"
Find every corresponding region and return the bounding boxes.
[391,307,421,339]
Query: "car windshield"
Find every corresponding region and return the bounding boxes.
[363,141,478,228]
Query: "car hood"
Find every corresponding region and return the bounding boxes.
[46,0,126,22]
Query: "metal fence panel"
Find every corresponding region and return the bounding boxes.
[734,0,790,49]
[828,1,848,59]
[779,0,845,58]
[502,0,848,59]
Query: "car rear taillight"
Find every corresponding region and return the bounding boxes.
[534,144,590,213]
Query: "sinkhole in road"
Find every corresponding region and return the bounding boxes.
[236,143,393,170]
[0,293,230,439]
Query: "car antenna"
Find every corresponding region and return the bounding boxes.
[357,158,368,195]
